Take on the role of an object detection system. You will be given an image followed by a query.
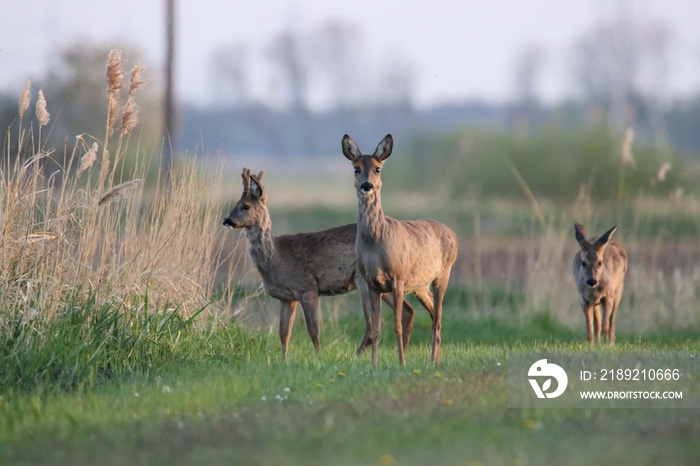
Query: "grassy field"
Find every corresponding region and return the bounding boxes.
[1,308,699,466]
[2,51,699,466]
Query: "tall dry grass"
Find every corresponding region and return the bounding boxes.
[0,50,237,324]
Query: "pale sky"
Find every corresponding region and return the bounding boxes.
[2,0,699,108]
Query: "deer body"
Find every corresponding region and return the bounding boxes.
[244,224,357,301]
[573,223,628,344]
[343,134,458,366]
[357,216,452,294]
[223,169,417,357]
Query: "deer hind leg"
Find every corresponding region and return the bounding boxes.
[382,294,416,352]
[606,288,623,345]
[299,292,322,353]
[431,272,450,364]
[414,288,435,320]
[279,300,298,358]
[391,281,407,367]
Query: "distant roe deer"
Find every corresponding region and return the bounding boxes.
[342,134,458,366]
[573,223,628,344]
[223,168,420,357]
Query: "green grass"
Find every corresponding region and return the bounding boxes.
[1,306,698,466]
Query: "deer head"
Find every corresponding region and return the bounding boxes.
[574,223,617,288]
[222,168,266,229]
[342,134,393,196]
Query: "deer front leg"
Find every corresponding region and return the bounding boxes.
[593,302,602,343]
[355,276,373,355]
[392,281,407,367]
[279,300,298,358]
[299,291,321,353]
[581,299,594,344]
[368,287,383,366]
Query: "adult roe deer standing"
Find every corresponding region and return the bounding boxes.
[222,168,420,358]
[342,134,458,366]
[573,223,628,344]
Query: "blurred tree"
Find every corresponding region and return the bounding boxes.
[45,46,117,143]
[266,27,313,155]
[511,43,545,134]
[313,19,364,110]
[210,42,251,109]
[571,14,639,129]
[666,94,700,154]
[43,42,160,146]
[570,1,673,146]
[267,28,310,112]
[513,44,545,107]
[640,20,673,148]
[376,53,417,109]
[0,93,23,160]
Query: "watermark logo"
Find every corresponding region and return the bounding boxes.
[509,351,698,408]
[528,359,568,399]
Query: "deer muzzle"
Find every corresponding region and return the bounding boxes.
[586,278,597,287]
[360,182,374,193]
[222,218,236,228]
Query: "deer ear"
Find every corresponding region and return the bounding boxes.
[597,225,617,246]
[250,175,264,200]
[374,134,393,161]
[342,134,361,162]
[574,223,587,245]
[257,170,265,182]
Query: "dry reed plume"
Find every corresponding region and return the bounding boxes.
[19,81,31,120]
[129,62,145,94]
[77,142,99,178]
[106,49,123,137]
[97,179,141,206]
[120,97,139,136]
[35,90,50,127]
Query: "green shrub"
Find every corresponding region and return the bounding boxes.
[398,125,687,202]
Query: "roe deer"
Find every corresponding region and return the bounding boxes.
[342,134,458,366]
[223,168,420,358]
[573,223,628,344]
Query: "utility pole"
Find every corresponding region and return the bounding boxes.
[162,0,176,181]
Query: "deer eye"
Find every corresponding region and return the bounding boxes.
[581,261,587,268]
[375,166,381,174]
[241,204,250,211]
[597,261,603,267]
[353,166,360,175]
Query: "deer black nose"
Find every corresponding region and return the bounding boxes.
[360,182,373,193]
[586,278,597,287]
[222,218,235,228]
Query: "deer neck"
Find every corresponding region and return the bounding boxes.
[357,191,387,242]
[244,213,276,267]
